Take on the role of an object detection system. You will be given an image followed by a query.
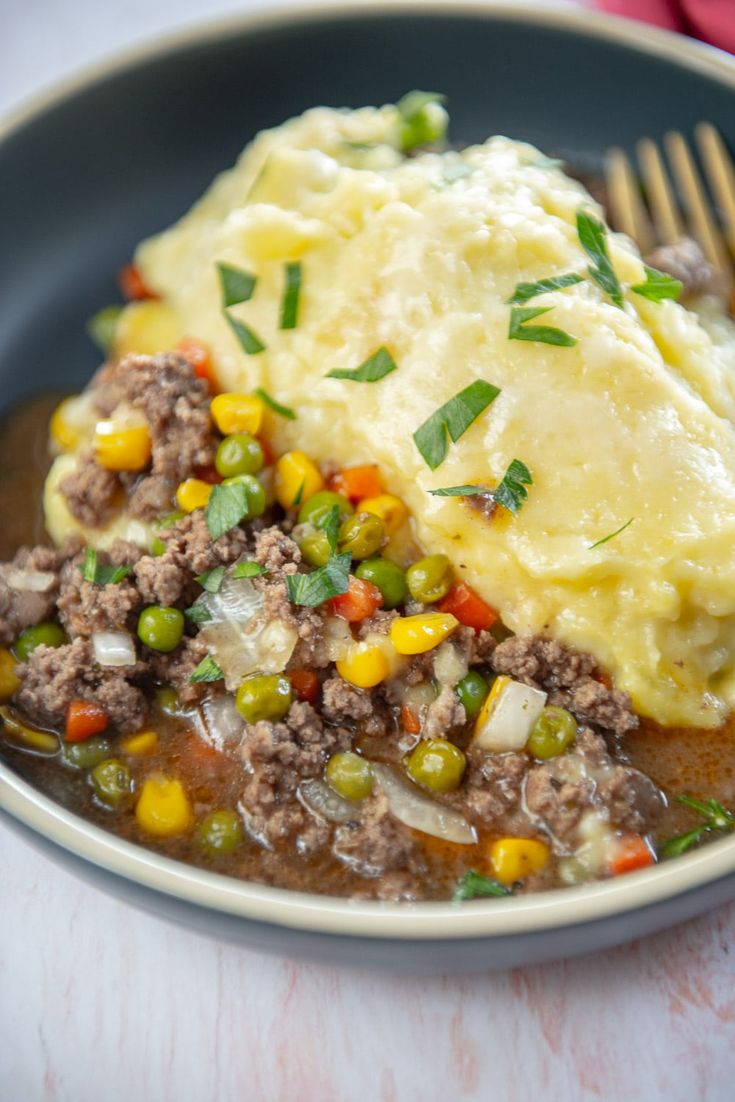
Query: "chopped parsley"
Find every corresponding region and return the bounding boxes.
[588,517,634,549]
[507,272,584,306]
[216,262,257,307]
[189,655,224,684]
[292,480,306,509]
[631,265,683,303]
[453,870,510,902]
[494,459,533,515]
[326,346,397,383]
[232,561,267,579]
[80,548,131,586]
[224,312,266,356]
[508,305,577,347]
[396,90,447,153]
[254,386,296,420]
[576,210,623,308]
[286,552,351,608]
[316,504,341,555]
[413,380,501,471]
[205,481,250,541]
[195,566,225,593]
[428,484,491,498]
[659,795,735,859]
[279,261,302,330]
[184,597,211,625]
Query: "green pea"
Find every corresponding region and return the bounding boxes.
[151,537,167,557]
[90,758,132,806]
[406,554,454,604]
[13,622,67,662]
[338,512,386,560]
[406,738,466,793]
[222,474,266,519]
[156,686,181,716]
[137,606,185,653]
[215,433,264,478]
[62,736,112,770]
[197,809,244,854]
[298,529,331,568]
[326,751,374,801]
[527,706,578,760]
[236,674,292,724]
[355,558,408,610]
[297,490,353,528]
[456,670,491,720]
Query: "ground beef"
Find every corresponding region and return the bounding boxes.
[59,452,121,528]
[134,512,249,605]
[320,674,391,736]
[0,542,79,646]
[463,751,528,829]
[150,635,210,705]
[239,702,351,846]
[646,236,725,300]
[422,684,465,740]
[253,526,330,670]
[491,634,637,735]
[57,547,143,637]
[17,637,148,733]
[333,789,425,890]
[357,609,398,638]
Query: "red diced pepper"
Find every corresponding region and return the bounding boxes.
[329,465,383,502]
[290,669,319,703]
[610,834,655,876]
[65,700,109,742]
[177,336,218,392]
[118,262,158,302]
[437,582,497,632]
[329,576,383,623]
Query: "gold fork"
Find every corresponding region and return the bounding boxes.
[605,123,735,296]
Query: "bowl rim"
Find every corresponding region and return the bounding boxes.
[2,0,735,940]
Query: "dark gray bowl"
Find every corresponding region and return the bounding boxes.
[2,2,735,972]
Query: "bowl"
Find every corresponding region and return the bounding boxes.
[2,1,735,972]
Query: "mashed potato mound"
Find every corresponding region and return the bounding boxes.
[126,105,735,727]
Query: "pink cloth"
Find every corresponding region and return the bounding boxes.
[597,0,735,54]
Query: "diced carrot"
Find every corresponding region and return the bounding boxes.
[437,582,497,632]
[610,834,655,876]
[400,704,421,734]
[329,576,383,623]
[290,669,319,703]
[118,262,158,302]
[65,700,109,742]
[329,465,383,502]
[177,336,218,392]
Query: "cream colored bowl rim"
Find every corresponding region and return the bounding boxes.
[1,0,735,940]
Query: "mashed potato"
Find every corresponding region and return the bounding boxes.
[70,104,735,727]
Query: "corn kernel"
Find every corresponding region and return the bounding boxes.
[114,301,181,357]
[490,837,550,885]
[359,494,409,535]
[0,649,20,700]
[389,612,458,655]
[135,774,193,838]
[176,478,213,513]
[274,450,323,509]
[336,643,391,688]
[211,393,264,436]
[94,422,151,472]
[121,730,158,756]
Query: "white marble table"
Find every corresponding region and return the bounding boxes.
[2,3,735,1099]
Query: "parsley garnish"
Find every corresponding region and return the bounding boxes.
[428,484,491,498]
[189,655,224,684]
[508,305,577,347]
[507,272,584,306]
[326,346,397,383]
[397,90,447,152]
[588,517,634,549]
[286,553,351,608]
[631,265,683,303]
[316,505,341,555]
[184,597,211,624]
[494,459,533,515]
[292,480,306,509]
[413,380,500,471]
[453,870,510,902]
[195,566,225,593]
[254,386,296,420]
[80,548,131,586]
[659,795,735,859]
[576,210,623,308]
[279,261,302,330]
[232,561,267,579]
[217,262,256,307]
[205,482,250,541]
[224,313,265,356]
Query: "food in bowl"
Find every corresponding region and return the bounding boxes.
[2,95,735,902]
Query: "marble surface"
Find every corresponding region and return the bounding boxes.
[2,3,735,1099]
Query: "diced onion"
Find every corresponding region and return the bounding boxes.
[372,763,477,844]
[5,570,56,593]
[199,692,243,750]
[324,615,352,662]
[297,778,355,824]
[473,676,547,752]
[92,631,136,667]
[433,641,469,687]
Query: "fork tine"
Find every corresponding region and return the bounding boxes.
[695,122,735,259]
[605,147,655,253]
[637,138,683,246]
[665,129,733,281]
